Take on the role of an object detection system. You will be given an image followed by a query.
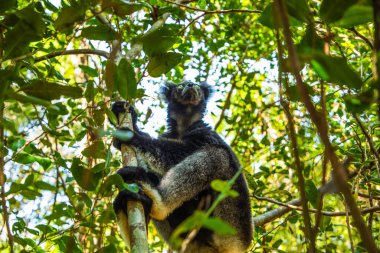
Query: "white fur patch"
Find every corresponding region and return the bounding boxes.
[141,184,169,220]
[139,150,166,175]
[117,211,131,250]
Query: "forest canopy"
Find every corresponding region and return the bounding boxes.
[1,0,380,252]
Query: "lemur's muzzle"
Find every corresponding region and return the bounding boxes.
[181,86,200,102]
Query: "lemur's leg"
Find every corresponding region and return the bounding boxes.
[141,147,232,220]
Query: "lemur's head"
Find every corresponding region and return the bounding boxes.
[161,81,213,124]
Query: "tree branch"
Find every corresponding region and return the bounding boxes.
[252,199,301,227]
[347,28,374,50]
[373,0,380,121]
[352,113,380,162]
[0,102,14,253]
[253,195,380,217]
[274,0,377,251]
[163,0,261,14]
[214,79,236,131]
[34,49,110,63]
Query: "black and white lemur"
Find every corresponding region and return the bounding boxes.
[112,81,252,253]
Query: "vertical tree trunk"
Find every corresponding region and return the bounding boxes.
[118,110,149,253]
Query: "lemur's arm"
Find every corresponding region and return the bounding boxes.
[117,147,232,221]
[112,102,197,167]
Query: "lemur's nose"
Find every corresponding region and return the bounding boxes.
[187,83,194,87]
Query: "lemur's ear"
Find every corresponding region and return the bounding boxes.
[200,82,213,101]
[160,83,176,102]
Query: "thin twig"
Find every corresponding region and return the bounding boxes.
[214,79,236,130]
[274,0,378,251]
[163,0,261,14]
[345,202,355,253]
[91,9,116,32]
[373,0,380,121]
[358,192,380,201]
[348,28,374,50]
[275,22,314,250]
[367,180,374,231]
[352,113,380,162]
[34,49,110,63]
[313,152,327,242]
[252,198,301,227]
[253,195,380,216]
[178,13,206,34]
[5,108,88,164]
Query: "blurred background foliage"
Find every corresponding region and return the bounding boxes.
[0,0,380,252]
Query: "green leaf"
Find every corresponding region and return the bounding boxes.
[96,245,118,253]
[124,183,139,193]
[106,107,118,126]
[70,158,102,191]
[15,5,45,37]
[344,89,378,114]
[296,26,324,54]
[115,58,137,99]
[257,3,303,28]
[203,217,236,236]
[3,5,46,59]
[42,0,58,12]
[257,4,277,28]
[272,239,283,248]
[54,3,87,33]
[105,60,116,95]
[6,92,58,110]
[9,138,26,151]
[35,224,55,234]
[170,211,206,246]
[24,174,34,185]
[333,5,373,28]
[113,130,134,142]
[78,192,93,208]
[55,235,82,253]
[82,141,107,160]
[309,53,363,90]
[305,180,318,208]
[22,80,83,100]
[0,0,17,13]
[81,25,118,41]
[211,179,228,192]
[35,181,56,191]
[34,156,52,169]
[13,152,51,169]
[286,0,310,23]
[84,81,95,102]
[141,24,181,56]
[319,0,358,23]
[13,152,35,164]
[147,52,183,77]
[101,0,148,17]
[100,174,139,196]
[79,65,98,77]
[92,162,107,173]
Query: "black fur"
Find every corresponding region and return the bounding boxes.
[112,81,252,252]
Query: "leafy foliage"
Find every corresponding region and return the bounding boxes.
[1,0,380,252]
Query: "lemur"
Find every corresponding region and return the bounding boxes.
[112,81,252,253]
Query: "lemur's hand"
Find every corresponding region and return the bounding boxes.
[111,102,140,150]
[111,101,138,128]
[117,166,160,186]
[113,186,153,222]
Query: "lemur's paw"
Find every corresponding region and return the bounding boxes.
[111,101,138,126]
[113,187,153,218]
[117,166,159,186]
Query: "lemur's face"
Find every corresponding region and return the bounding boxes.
[161,82,212,116]
[173,82,204,106]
